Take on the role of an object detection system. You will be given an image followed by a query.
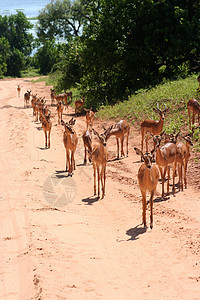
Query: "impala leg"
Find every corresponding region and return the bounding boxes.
[66,150,70,172]
[97,165,100,197]
[172,161,177,195]
[121,136,125,157]
[141,190,147,227]
[116,137,119,158]
[184,160,187,189]
[101,165,106,198]
[126,130,129,157]
[167,166,170,195]
[45,131,47,148]
[84,146,87,164]
[93,163,96,195]
[48,131,51,148]
[150,190,154,229]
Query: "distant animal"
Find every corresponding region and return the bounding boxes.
[141,104,169,152]
[50,88,56,106]
[176,134,193,190]
[105,120,130,159]
[84,107,95,129]
[17,85,21,97]
[134,147,159,229]
[57,101,64,124]
[187,98,200,129]
[24,90,31,108]
[75,98,85,114]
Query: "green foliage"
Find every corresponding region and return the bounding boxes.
[33,40,60,75]
[37,0,88,42]
[0,11,33,76]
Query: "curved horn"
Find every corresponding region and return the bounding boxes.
[157,103,161,112]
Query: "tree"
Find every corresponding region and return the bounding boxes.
[0,37,10,77]
[37,0,88,42]
[0,12,33,76]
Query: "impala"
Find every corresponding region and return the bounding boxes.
[75,98,85,114]
[84,107,95,129]
[176,134,193,190]
[105,120,130,159]
[57,100,64,124]
[141,104,169,152]
[134,147,159,229]
[88,127,112,199]
[40,108,52,149]
[187,98,200,129]
[24,90,31,108]
[153,132,179,198]
[82,129,92,164]
[61,120,78,176]
[17,85,21,97]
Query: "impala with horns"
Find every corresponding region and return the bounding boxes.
[187,98,200,129]
[176,134,193,191]
[40,107,52,149]
[61,119,78,176]
[104,120,130,159]
[141,104,169,153]
[84,107,95,129]
[88,127,113,199]
[153,131,179,198]
[134,148,159,229]
[24,89,31,108]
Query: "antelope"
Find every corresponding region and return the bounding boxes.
[153,132,179,198]
[176,135,193,191]
[65,91,72,102]
[88,127,112,199]
[105,120,130,159]
[82,129,92,164]
[84,107,95,129]
[50,88,56,105]
[187,98,200,129]
[141,104,169,152]
[40,108,52,148]
[134,148,159,229]
[31,94,37,116]
[57,100,64,124]
[55,93,68,109]
[24,90,31,108]
[75,98,85,114]
[17,85,21,97]
[61,119,78,176]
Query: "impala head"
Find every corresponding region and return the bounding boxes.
[102,125,114,141]
[134,147,154,169]
[151,131,165,148]
[153,103,169,120]
[61,120,75,134]
[93,129,107,146]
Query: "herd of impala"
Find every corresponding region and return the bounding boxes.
[17,82,200,229]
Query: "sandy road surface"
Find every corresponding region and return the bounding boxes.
[0,78,199,300]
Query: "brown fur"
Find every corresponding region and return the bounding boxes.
[84,107,95,129]
[187,98,200,128]
[61,120,78,175]
[24,90,31,108]
[141,105,168,152]
[134,148,159,229]
[105,120,130,158]
[57,101,64,124]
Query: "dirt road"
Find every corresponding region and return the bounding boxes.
[0,78,199,300]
